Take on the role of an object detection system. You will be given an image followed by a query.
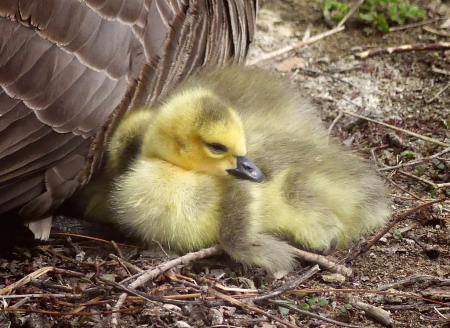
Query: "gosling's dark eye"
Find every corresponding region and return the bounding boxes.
[207,142,228,153]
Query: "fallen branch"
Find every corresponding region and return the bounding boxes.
[423,26,450,37]
[246,265,320,303]
[247,26,345,66]
[379,146,450,172]
[291,246,353,277]
[110,246,222,327]
[386,177,424,201]
[286,288,450,308]
[390,18,443,32]
[270,300,366,328]
[337,0,365,28]
[349,298,392,326]
[426,81,450,103]
[342,110,449,147]
[354,42,450,59]
[208,287,299,328]
[397,170,437,188]
[344,198,446,263]
[0,266,54,295]
[377,274,450,291]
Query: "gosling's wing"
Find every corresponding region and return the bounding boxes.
[0,0,257,227]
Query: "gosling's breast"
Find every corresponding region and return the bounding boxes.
[111,158,222,251]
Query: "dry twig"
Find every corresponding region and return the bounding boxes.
[423,26,450,37]
[246,265,320,303]
[247,26,345,66]
[110,246,222,327]
[355,43,450,59]
[378,274,450,291]
[397,170,438,188]
[291,246,353,276]
[426,81,450,104]
[337,0,365,28]
[344,198,446,263]
[379,146,450,172]
[208,287,299,328]
[342,110,449,147]
[0,267,54,295]
[270,300,366,328]
[390,18,442,32]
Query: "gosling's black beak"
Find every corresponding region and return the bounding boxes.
[227,155,265,182]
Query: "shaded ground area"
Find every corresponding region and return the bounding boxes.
[1,1,449,327]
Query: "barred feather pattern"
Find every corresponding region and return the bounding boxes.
[0,0,256,234]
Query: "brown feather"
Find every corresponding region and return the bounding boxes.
[0,0,256,238]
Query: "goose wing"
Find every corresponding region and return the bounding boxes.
[0,0,256,232]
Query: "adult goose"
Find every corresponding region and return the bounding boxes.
[0,0,257,239]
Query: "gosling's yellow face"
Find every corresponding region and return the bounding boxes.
[144,88,264,182]
[188,103,246,175]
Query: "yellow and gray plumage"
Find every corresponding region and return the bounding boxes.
[0,0,257,239]
[106,67,390,274]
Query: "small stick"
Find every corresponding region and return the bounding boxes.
[110,246,221,327]
[390,18,443,32]
[110,254,143,274]
[342,110,449,147]
[246,265,320,303]
[298,68,357,88]
[337,0,365,28]
[423,26,450,37]
[286,288,450,308]
[345,199,446,263]
[432,67,450,76]
[269,300,366,328]
[291,246,353,277]
[73,295,104,314]
[50,232,140,249]
[0,306,142,316]
[111,241,125,259]
[386,177,424,201]
[247,26,345,66]
[379,146,450,171]
[397,170,437,188]
[129,246,221,288]
[383,224,418,239]
[207,288,299,328]
[0,267,55,295]
[355,42,450,59]
[426,81,450,103]
[350,298,392,327]
[437,182,450,189]
[0,294,81,299]
[378,274,450,291]
[328,111,344,136]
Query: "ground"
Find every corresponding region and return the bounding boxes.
[1,0,450,327]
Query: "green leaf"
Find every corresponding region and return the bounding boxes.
[337,305,347,313]
[393,229,402,239]
[360,13,375,22]
[102,274,116,281]
[318,298,329,306]
[400,150,417,159]
[278,306,290,316]
[298,303,310,311]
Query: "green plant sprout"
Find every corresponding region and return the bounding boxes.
[323,0,425,33]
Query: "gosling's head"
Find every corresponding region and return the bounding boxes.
[142,88,264,182]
